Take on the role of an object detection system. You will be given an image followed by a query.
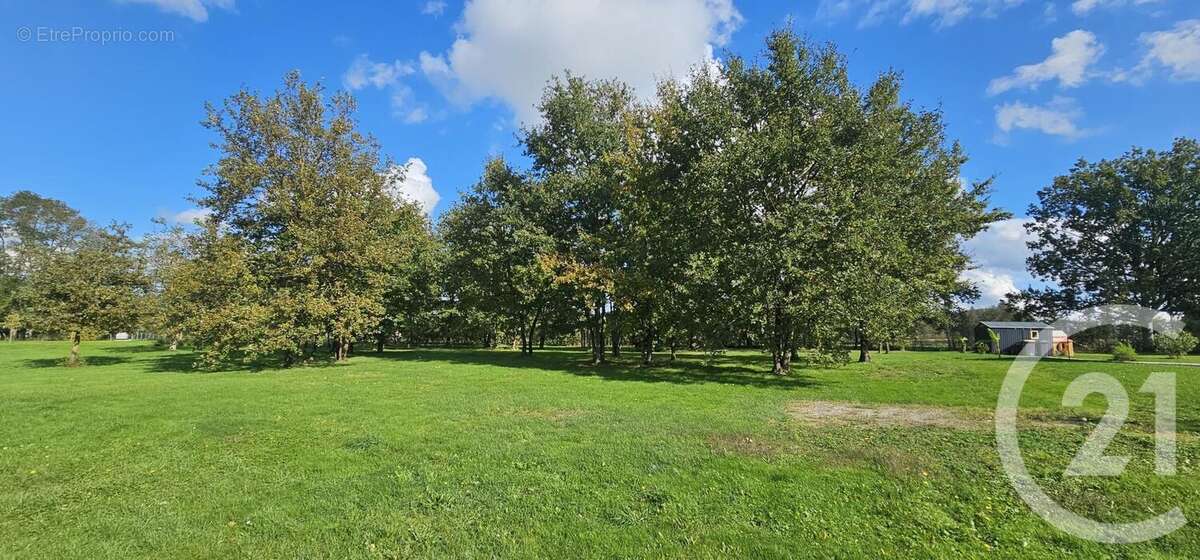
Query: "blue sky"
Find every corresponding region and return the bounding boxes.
[3,0,1198,304]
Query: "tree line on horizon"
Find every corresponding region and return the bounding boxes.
[2,30,1196,372]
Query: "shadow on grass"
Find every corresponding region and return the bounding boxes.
[374,347,825,390]
[22,356,131,368]
[103,343,169,354]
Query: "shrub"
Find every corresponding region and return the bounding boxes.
[1155,331,1199,359]
[1112,342,1138,363]
[987,328,1001,358]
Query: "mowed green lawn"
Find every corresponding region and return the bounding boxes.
[3,342,1200,558]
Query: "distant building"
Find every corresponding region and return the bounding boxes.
[975,321,1054,356]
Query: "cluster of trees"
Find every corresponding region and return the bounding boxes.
[1011,137,1200,352]
[441,31,1006,373]
[3,30,1015,373]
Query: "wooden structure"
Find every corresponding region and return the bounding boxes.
[975,321,1055,356]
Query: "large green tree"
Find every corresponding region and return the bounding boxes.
[522,75,634,364]
[190,71,424,365]
[1021,138,1200,330]
[29,225,146,365]
[440,158,565,354]
[711,32,1003,371]
[0,191,91,340]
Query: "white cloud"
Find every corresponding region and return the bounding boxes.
[1116,20,1200,83]
[162,207,212,225]
[818,0,1024,28]
[421,0,447,16]
[117,0,234,22]
[384,158,441,215]
[904,0,973,27]
[343,54,415,91]
[995,97,1086,140]
[1071,0,1162,16]
[402,107,429,124]
[961,218,1038,305]
[987,30,1104,95]
[961,268,1020,305]
[419,0,742,124]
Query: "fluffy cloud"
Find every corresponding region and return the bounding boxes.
[161,207,211,225]
[1116,20,1200,83]
[118,0,234,22]
[418,0,742,124]
[1070,0,1162,16]
[987,30,1104,95]
[421,0,447,16]
[818,0,1024,28]
[342,55,430,124]
[961,218,1038,305]
[343,55,415,91]
[994,97,1086,140]
[384,158,440,215]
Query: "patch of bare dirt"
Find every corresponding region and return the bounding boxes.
[786,400,982,430]
[786,400,1138,433]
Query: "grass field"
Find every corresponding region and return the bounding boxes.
[3,341,1199,558]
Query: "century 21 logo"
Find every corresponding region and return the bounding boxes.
[996,305,1187,544]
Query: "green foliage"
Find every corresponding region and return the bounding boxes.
[439,158,565,354]
[1156,331,1198,359]
[1112,342,1138,362]
[987,328,1001,358]
[27,224,146,364]
[0,191,91,339]
[1020,137,1200,323]
[176,72,433,366]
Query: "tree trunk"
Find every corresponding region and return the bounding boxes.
[589,303,606,365]
[68,331,81,366]
[772,347,792,375]
[610,310,622,357]
[376,333,386,353]
[858,336,871,363]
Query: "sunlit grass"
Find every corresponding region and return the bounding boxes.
[2,341,1198,558]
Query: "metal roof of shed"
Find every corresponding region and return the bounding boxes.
[978,321,1051,329]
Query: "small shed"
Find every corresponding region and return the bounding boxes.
[975,321,1054,356]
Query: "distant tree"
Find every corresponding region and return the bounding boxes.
[377,201,441,351]
[29,225,146,365]
[522,75,634,364]
[1021,138,1200,329]
[0,191,91,339]
[1156,331,1198,359]
[4,311,19,342]
[440,158,565,354]
[142,219,192,350]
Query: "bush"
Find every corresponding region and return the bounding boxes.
[1112,342,1138,362]
[1156,331,1199,359]
[974,341,990,354]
